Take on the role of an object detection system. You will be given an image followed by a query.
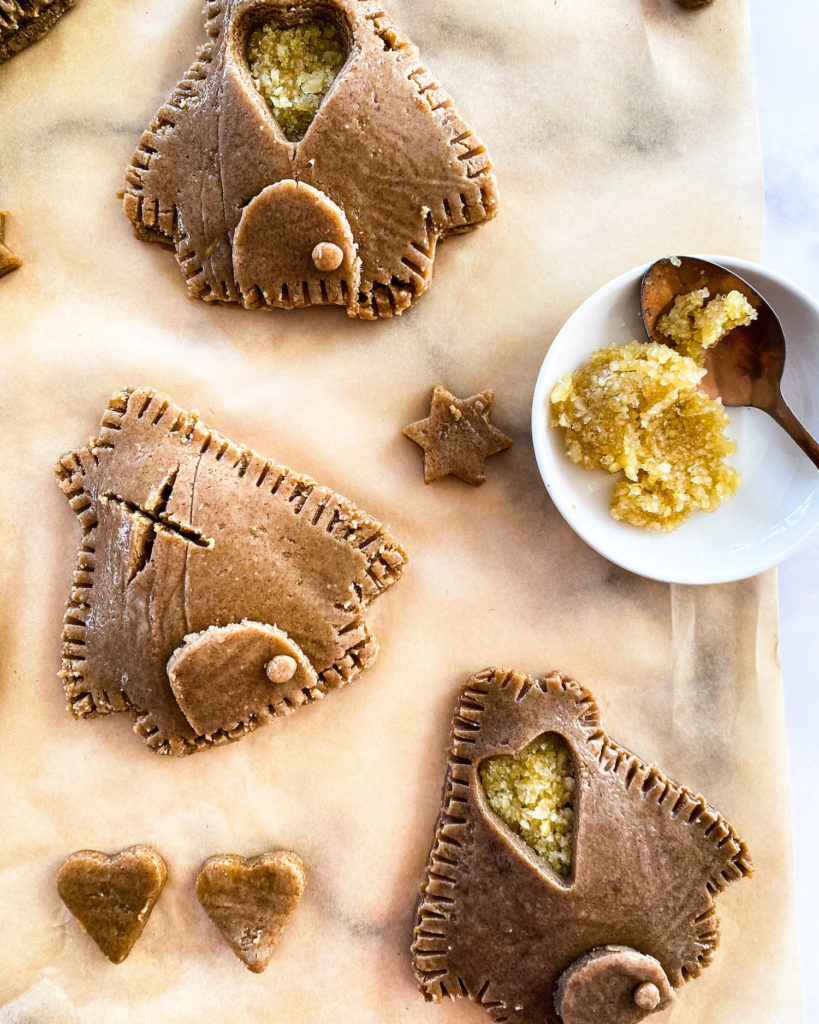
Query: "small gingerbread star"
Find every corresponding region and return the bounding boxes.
[403,385,513,486]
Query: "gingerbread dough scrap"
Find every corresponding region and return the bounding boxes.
[0,0,75,63]
[0,212,22,278]
[122,0,498,319]
[412,669,752,1024]
[196,851,305,973]
[57,846,167,964]
[403,385,512,485]
[55,386,407,755]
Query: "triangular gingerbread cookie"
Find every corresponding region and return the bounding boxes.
[196,851,305,973]
[57,846,167,964]
[122,0,498,319]
[55,386,407,755]
[412,669,752,1024]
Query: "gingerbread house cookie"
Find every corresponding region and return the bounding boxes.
[412,669,752,1024]
[122,0,498,319]
[55,386,407,755]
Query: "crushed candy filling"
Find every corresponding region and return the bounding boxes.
[480,734,575,875]
[551,341,741,532]
[247,19,346,142]
[657,287,757,362]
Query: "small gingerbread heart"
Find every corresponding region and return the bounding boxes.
[196,851,305,973]
[57,846,167,963]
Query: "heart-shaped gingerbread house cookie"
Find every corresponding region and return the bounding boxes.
[412,669,752,1024]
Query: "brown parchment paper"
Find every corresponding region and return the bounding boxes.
[0,0,801,1021]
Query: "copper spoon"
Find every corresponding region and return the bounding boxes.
[641,255,819,469]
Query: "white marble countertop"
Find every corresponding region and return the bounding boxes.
[750,1,819,1019]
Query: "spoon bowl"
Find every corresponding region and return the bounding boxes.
[641,256,819,469]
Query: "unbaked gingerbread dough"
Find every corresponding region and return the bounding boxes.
[196,851,305,973]
[122,0,498,319]
[55,386,408,755]
[57,846,167,964]
[412,668,752,1024]
[0,0,75,63]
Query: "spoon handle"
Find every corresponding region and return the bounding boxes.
[769,394,819,470]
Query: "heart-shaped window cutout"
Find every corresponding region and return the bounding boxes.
[480,732,576,876]
[247,16,347,142]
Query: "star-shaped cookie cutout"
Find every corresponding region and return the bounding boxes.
[403,385,512,486]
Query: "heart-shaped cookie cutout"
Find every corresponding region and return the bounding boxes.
[167,621,318,736]
[57,846,167,963]
[479,732,576,876]
[246,16,347,142]
[196,851,306,973]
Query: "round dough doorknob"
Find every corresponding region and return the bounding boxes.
[265,655,298,684]
[312,241,344,272]
[632,982,661,1011]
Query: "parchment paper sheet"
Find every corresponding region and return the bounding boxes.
[0,0,801,1020]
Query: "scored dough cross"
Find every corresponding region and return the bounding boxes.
[102,466,212,583]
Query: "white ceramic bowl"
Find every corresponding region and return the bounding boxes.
[531,257,819,584]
